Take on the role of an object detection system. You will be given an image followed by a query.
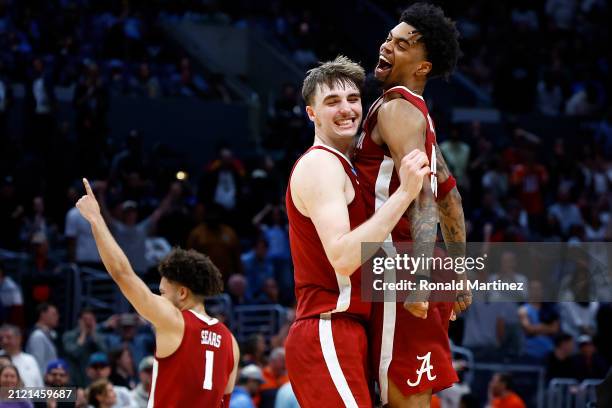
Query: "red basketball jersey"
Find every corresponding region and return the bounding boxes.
[286,145,371,321]
[148,310,234,407]
[354,86,440,242]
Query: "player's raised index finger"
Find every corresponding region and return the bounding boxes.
[83,178,94,197]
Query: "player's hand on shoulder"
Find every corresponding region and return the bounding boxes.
[398,149,430,201]
[403,300,429,319]
[76,178,102,223]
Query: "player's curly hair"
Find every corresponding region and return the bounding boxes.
[400,3,460,79]
[158,248,223,297]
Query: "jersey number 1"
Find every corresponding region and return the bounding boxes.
[203,350,214,390]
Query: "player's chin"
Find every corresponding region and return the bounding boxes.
[374,67,391,82]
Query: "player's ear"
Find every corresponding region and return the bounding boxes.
[416,61,432,77]
[305,105,316,123]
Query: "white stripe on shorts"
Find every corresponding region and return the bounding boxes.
[319,316,359,408]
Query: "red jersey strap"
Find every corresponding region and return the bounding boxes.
[436,174,457,201]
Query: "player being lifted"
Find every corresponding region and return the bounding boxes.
[284,56,430,407]
[353,3,470,407]
[76,179,239,407]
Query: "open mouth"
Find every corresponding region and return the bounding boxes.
[375,56,393,75]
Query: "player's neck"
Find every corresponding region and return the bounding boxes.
[390,79,425,96]
[182,299,207,316]
[313,133,352,156]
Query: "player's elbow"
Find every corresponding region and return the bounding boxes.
[330,255,356,277]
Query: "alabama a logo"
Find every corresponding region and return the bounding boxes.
[407,352,437,387]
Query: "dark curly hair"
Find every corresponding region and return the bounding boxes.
[400,2,460,79]
[158,248,223,297]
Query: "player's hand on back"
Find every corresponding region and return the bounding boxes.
[397,149,430,202]
[76,178,102,224]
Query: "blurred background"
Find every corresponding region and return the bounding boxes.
[0,0,611,407]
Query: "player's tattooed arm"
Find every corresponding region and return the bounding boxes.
[377,99,437,318]
[435,142,471,314]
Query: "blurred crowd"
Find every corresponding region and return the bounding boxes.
[1,0,612,407]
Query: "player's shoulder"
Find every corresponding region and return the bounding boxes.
[379,97,425,126]
[292,148,345,181]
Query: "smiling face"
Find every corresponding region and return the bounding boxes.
[305,81,362,142]
[375,22,431,88]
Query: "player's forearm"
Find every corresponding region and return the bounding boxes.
[438,188,466,266]
[89,215,134,281]
[333,190,413,276]
[409,190,438,278]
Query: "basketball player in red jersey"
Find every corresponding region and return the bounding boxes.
[284,56,431,407]
[353,3,469,407]
[75,178,239,408]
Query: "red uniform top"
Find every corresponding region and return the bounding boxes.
[149,310,234,408]
[354,85,455,241]
[286,145,371,321]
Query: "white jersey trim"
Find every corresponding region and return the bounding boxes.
[387,85,425,101]
[189,310,219,326]
[312,142,353,167]
[147,359,159,408]
[319,317,359,408]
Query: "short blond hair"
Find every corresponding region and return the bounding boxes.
[301,55,365,105]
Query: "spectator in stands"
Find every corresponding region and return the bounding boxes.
[548,187,584,237]
[25,303,59,376]
[0,355,11,368]
[187,204,242,281]
[65,189,103,267]
[227,274,252,306]
[255,278,280,305]
[559,301,599,339]
[488,251,528,302]
[274,382,299,408]
[20,196,51,271]
[129,63,161,98]
[26,57,56,156]
[108,346,136,390]
[34,359,72,408]
[252,205,292,298]
[486,372,526,408]
[462,298,520,361]
[98,182,180,275]
[0,364,33,408]
[130,356,154,408]
[105,314,153,375]
[199,147,246,216]
[440,126,471,191]
[565,83,602,117]
[545,333,575,382]
[241,334,266,367]
[242,237,274,300]
[0,324,43,387]
[170,57,209,97]
[87,378,117,408]
[535,71,563,116]
[518,280,559,361]
[231,364,264,408]
[260,348,288,408]
[62,308,108,387]
[85,352,134,406]
[0,260,25,329]
[571,335,609,381]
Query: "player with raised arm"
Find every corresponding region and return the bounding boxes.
[353,3,469,407]
[284,56,430,407]
[75,179,239,408]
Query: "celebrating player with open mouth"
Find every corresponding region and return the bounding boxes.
[284,56,430,407]
[353,3,470,407]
